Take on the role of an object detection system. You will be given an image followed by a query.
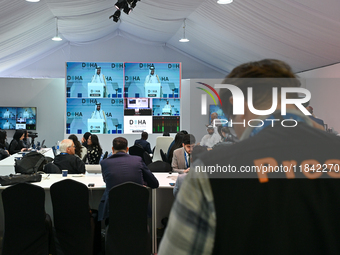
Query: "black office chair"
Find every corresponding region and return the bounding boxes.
[50,179,95,255]
[44,162,61,173]
[148,160,172,173]
[2,183,54,255]
[129,145,152,165]
[106,182,150,255]
[129,145,146,160]
[160,149,168,162]
[143,151,153,166]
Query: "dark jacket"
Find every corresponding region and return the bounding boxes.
[201,123,340,255]
[134,139,152,154]
[9,139,24,155]
[53,153,86,174]
[98,152,159,221]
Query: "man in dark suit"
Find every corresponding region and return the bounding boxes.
[134,131,152,154]
[98,137,159,222]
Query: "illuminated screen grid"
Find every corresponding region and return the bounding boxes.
[66,62,181,134]
[0,107,37,130]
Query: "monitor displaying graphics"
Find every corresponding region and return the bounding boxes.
[209,104,228,126]
[124,98,152,116]
[66,99,124,134]
[152,99,180,116]
[0,107,37,130]
[123,116,153,134]
[153,116,180,133]
[124,62,181,98]
[66,62,124,98]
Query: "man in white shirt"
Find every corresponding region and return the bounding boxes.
[91,103,107,133]
[200,125,221,148]
[3,109,10,118]
[144,66,162,97]
[91,66,107,97]
[144,66,160,84]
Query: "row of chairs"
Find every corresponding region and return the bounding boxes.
[1,180,150,255]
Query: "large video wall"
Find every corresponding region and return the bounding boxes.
[66,62,181,134]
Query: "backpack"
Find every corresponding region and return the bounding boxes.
[15,151,47,174]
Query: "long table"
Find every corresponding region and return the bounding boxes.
[0,148,54,175]
[0,171,177,254]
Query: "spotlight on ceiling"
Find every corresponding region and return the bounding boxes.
[130,0,140,9]
[52,17,62,41]
[26,0,40,2]
[123,5,132,15]
[109,10,121,22]
[115,1,125,10]
[217,0,233,4]
[179,19,189,43]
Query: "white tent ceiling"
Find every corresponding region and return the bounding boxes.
[1,0,340,76]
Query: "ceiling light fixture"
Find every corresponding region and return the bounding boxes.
[52,17,62,41]
[179,19,189,42]
[217,0,233,4]
[109,10,121,22]
[26,0,40,2]
[115,0,125,10]
[123,4,132,15]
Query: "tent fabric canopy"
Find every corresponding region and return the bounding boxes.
[1,0,340,76]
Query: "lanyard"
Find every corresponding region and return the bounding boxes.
[184,150,189,168]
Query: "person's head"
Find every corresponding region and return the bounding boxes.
[141,131,148,140]
[88,134,99,146]
[82,132,91,143]
[211,112,218,122]
[219,59,299,138]
[23,130,28,139]
[150,66,155,75]
[180,130,188,135]
[13,130,25,141]
[112,137,128,153]
[59,139,75,155]
[96,103,101,111]
[182,134,196,154]
[96,67,101,75]
[221,127,230,137]
[68,134,81,157]
[163,132,170,136]
[207,125,215,135]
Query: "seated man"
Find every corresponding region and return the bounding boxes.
[53,139,86,174]
[171,134,196,174]
[200,125,221,148]
[134,131,152,154]
[98,137,159,222]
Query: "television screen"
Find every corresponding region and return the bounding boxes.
[66,62,124,98]
[65,62,182,134]
[0,107,36,130]
[124,98,152,116]
[153,116,180,133]
[124,62,181,98]
[66,98,124,134]
[152,98,180,116]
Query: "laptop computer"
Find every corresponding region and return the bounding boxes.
[85,164,102,174]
